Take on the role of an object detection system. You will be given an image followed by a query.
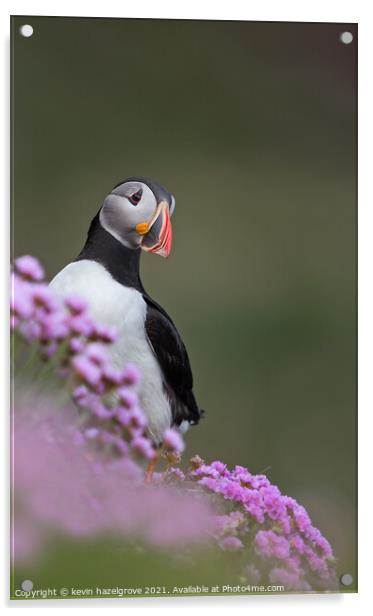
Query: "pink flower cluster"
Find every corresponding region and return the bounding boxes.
[163,457,337,591]
[11,255,184,464]
[13,406,213,565]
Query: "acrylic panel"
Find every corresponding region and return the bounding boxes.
[10,16,357,600]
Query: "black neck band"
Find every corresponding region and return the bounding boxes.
[75,213,144,291]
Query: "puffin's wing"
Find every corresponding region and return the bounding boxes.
[142,295,203,427]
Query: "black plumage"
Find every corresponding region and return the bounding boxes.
[143,295,202,427]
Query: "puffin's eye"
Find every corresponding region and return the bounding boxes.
[128,189,142,205]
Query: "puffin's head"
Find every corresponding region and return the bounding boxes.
[99,176,175,258]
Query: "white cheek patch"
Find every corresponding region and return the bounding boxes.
[100,188,157,248]
[100,195,136,248]
[170,195,176,217]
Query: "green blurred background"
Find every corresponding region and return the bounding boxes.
[12,17,357,590]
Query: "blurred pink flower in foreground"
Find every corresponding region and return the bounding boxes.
[12,403,213,564]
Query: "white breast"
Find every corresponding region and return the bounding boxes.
[50,260,172,443]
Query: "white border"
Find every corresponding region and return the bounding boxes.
[1,1,371,614]
[0,0,363,22]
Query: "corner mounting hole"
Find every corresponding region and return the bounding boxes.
[19,24,34,38]
[340,31,353,45]
[21,579,33,591]
[340,573,353,586]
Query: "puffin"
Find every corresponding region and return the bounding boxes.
[50,176,203,465]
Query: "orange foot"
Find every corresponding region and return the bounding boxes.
[144,456,157,483]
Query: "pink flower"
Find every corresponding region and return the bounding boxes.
[249,474,270,489]
[303,544,330,578]
[254,530,290,560]
[269,567,305,589]
[11,274,33,319]
[315,534,333,557]
[213,515,232,533]
[117,388,138,410]
[19,320,42,342]
[65,295,88,315]
[88,398,114,420]
[131,437,155,460]
[290,534,305,554]
[234,465,253,485]
[165,467,185,482]
[14,255,44,281]
[219,536,244,551]
[210,461,228,476]
[68,337,85,354]
[198,476,221,492]
[72,354,102,388]
[72,385,89,405]
[163,428,185,453]
[260,485,289,526]
[213,511,245,535]
[90,323,116,343]
[242,489,265,523]
[40,313,69,341]
[221,480,245,502]
[68,315,93,337]
[121,363,141,386]
[101,365,124,387]
[30,284,58,313]
[290,502,312,534]
[128,407,147,430]
[84,343,108,366]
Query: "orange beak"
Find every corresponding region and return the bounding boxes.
[137,201,173,258]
